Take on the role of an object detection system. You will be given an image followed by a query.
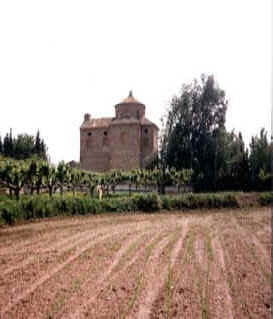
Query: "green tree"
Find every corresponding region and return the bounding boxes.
[27,160,45,195]
[1,130,48,160]
[249,128,272,190]
[0,136,2,154]
[33,130,48,160]
[56,161,70,196]
[68,168,84,197]
[163,74,228,191]
[3,130,14,158]
[40,163,58,197]
[215,130,249,191]
[13,134,35,159]
[0,160,29,200]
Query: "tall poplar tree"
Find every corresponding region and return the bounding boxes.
[164,74,228,191]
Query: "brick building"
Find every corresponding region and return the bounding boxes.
[80,91,158,172]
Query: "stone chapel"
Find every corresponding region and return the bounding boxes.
[80,91,158,172]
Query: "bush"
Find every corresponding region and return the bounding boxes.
[259,192,273,206]
[133,193,162,212]
[161,193,239,210]
[0,200,21,225]
[0,192,271,226]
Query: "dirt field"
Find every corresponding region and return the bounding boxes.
[0,208,271,318]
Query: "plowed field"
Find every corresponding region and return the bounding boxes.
[0,208,271,318]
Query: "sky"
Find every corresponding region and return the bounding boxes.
[0,0,271,164]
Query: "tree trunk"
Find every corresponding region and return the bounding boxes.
[15,188,20,201]
[49,186,53,198]
[89,186,94,198]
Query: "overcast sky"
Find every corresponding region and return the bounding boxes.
[0,0,271,164]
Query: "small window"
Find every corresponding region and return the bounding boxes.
[136,110,140,119]
[104,131,108,136]
[144,128,148,134]
[88,132,92,136]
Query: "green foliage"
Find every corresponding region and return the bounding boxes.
[0,200,21,225]
[259,192,273,206]
[0,159,193,201]
[161,74,272,192]
[0,130,48,160]
[164,74,227,171]
[0,159,30,200]
[249,129,272,191]
[161,193,239,210]
[132,192,162,212]
[0,192,272,225]
[100,197,136,212]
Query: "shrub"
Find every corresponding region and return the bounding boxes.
[133,193,162,212]
[259,192,273,206]
[0,192,271,226]
[0,200,21,225]
[161,193,239,210]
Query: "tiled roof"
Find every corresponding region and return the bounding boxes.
[81,116,159,130]
[118,91,143,105]
[111,117,158,129]
[141,118,159,130]
[81,117,113,129]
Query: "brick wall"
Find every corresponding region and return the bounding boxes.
[80,127,110,171]
[109,123,141,170]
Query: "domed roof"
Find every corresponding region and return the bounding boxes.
[119,91,143,105]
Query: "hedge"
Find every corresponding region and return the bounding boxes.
[0,192,272,225]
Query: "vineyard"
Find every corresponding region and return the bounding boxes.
[0,159,192,200]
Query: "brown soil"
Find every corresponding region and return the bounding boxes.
[0,208,271,318]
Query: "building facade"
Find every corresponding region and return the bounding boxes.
[80,91,158,171]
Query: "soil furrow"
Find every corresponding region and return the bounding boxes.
[231,215,271,278]
[1,229,91,276]
[192,230,210,319]
[220,226,271,318]
[79,230,173,319]
[60,220,180,319]
[0,210,270,318]
[1,220,149,279]
[134,220,189,319]
[0,233,115,317]
[153,226,203,318]
[0,214,149,254]
[4,230,139,319]
[127,231,179,319]
[58,230,156,319]
[0,221,148,317]
[208,235,234,319]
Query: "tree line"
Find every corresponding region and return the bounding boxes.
[157,74,272,192]
[0,130,47,160]
[1,74,271,194]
